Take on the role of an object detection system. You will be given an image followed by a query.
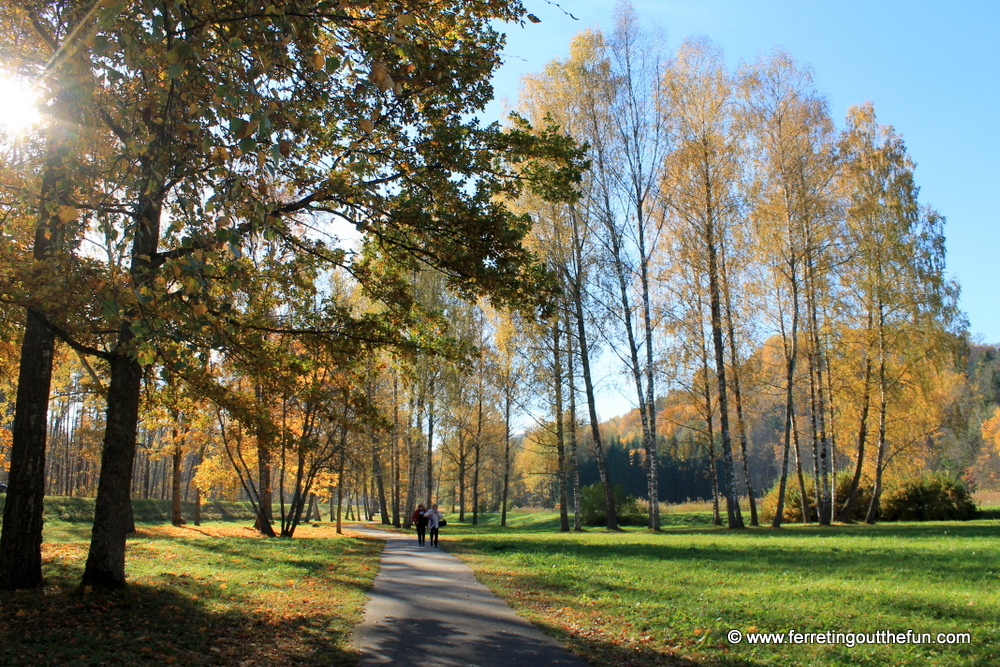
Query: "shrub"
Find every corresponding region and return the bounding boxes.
[760,471,873,524]
[881,475,977,521]
[579,482,646,527]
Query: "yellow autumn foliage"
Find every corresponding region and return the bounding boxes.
[193,453,244,501]
[982,406,1000,455]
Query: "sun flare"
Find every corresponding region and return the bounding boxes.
[0,76,41,135]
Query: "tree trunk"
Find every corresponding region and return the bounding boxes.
[471,442,481,525]
[793,416,810,524]
[771,263,801,528]
[336,441,346,534]
[160,456,169,501]
[698,351,723,527]
[472,392,484,526]
[638,218,660,532]
[553,322,570,532]
[0,108,77,590]
[373,446,389,525]
[193,444,205,526]
[807,352,825,523]
[458,445,466,522]
[501,388,513,528]
[825,338,839,522]
[604,218,658,532]
[403,393,417,529]
[771,405,793,530]
[865,395,888,525]
[82,178,165,588]
[805,254,832,525]
[170,414,186,527]
[721,250,758,526]
[171,442,184,526]
[194,487,202,526]
[392,373,401,527]
[565,316,583,532]
[705,226,744,529]
[254,423,276,537]
[426,376,435,507]
[362,468,372,521]
[81,336,144,589]
[708,438,722,526]
[838,357,872,522]
[0,311,56,590]
[571,262,617,530]
[865,324,889,525]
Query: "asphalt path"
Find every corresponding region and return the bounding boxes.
[350,526,590,667]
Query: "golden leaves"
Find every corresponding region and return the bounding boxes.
[58,205,78,223]
[982,406,1000,454]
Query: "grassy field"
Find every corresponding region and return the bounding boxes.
[3,498,998,666]
[440,511,1000,667]
[0,512,383,667]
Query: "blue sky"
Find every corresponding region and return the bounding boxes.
[485,0,999,347]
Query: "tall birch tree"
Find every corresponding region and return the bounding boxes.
[661,37,744,528]
[741,51,838,527]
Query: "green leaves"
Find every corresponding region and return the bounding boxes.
[98,1,125,28]
[2,0,576,453]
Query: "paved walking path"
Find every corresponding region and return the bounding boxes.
[350,527,590,667]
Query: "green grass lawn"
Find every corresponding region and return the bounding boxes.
[0,516,383,667]
[440,512,1000,667]
[4,499,997,667]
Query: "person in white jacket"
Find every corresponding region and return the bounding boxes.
[425,503,444,547]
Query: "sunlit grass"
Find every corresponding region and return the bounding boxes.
[443,515,1000,667]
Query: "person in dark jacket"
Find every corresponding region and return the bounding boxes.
[411,504,428,546]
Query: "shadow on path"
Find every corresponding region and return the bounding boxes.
[351,527,590,667]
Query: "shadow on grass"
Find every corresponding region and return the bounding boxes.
[450,527,997,578]
[448,521,998,621]
[512,606,767,667]
[0,583,359,667]
[447,522,999,667]
[557,634,763,667]
[446,512,720,532]
[466,519,1000,540]
[441,512,567,532]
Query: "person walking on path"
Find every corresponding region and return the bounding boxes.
[425,503,443,547]
[411,504,428,546]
